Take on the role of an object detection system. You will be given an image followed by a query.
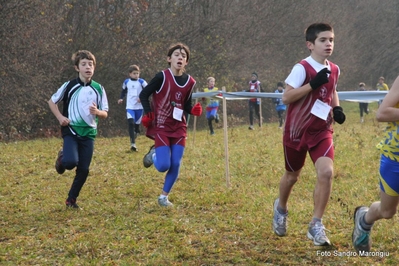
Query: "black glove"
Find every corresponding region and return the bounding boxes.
[309,68,331,90]
[333,106,346,124]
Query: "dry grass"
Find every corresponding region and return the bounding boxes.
[1,102,398,265]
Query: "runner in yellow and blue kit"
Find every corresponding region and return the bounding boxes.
[353,74,399,253]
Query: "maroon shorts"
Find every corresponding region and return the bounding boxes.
[284,137,334,172]
[154,133,186,148]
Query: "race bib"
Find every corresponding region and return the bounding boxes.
[311,99,331,121]
[173,107,183,121]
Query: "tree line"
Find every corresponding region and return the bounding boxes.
[1,0,398,140]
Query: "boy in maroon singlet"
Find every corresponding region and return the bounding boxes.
[272,23,346,246]
[139,43,202,207]
[247,72,262,129]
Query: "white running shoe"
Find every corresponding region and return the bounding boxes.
[307,221,331,246]
[272,198,287,236]
[158,196,173,207]
[131,143,137,152]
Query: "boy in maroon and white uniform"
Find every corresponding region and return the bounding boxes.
[247,72,262,129]
[272,23,346,246]
[139,42,202,207]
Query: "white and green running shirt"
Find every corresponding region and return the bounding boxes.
[51,78,109,139]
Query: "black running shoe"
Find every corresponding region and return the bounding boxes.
[66,198,79,209]
[55,149,65,174]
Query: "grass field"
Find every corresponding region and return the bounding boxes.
[1,102,398,265]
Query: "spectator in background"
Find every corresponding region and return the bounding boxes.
[247,72,262,130]
[376,76,389,91]
[358,82,369,123]
[203,77,220,135]
[376,76,389,107]
[274,82,286,128]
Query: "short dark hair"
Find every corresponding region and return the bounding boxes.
[72,50,96,67]
[305,23,333,43]
[167,42,190,63]
[277,82,284,88]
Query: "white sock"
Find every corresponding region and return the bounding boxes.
[159,194,167,199]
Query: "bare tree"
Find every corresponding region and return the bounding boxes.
[1,0,399,139]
